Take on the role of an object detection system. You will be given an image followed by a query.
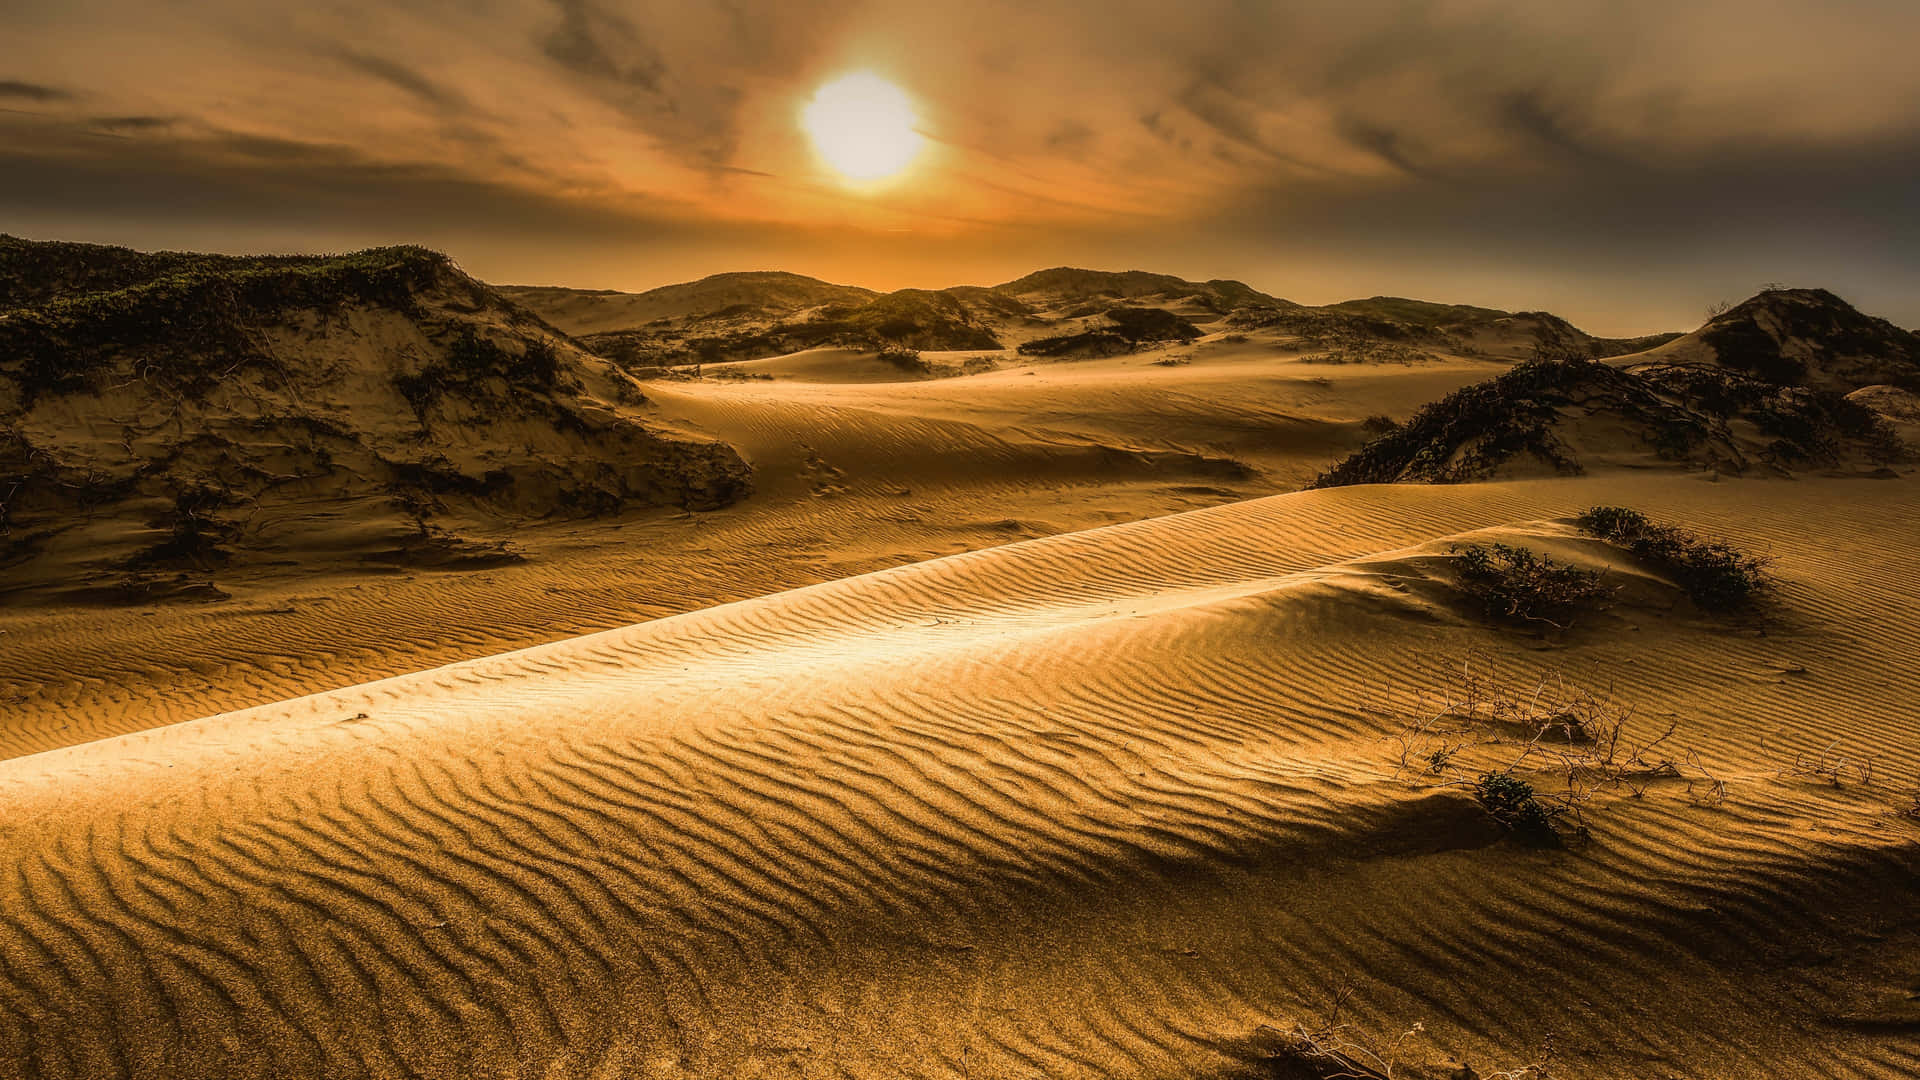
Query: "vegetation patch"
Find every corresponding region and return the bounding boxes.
[1018,305,1201,357]
[0,245,454,404]
[1749,387,1905,467]
[877,343,931,374]
[1310,358,1609,486]
[1382,661,1729,851]
[1311,352,1908,488]
[1471,773,1567,844]
[1016,329,1134,358]
[1450,542,1612,628]
[393,327,563,419]
[1574,507,1771,611]
[1302,341,1436,365]
[1100,305,1200,344]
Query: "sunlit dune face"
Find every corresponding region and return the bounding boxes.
[801,72,925,183]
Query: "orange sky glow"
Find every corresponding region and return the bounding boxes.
[4,1,1919,333]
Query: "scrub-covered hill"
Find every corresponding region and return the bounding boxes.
[0,238,750,600]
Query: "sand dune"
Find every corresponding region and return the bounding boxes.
[4,474,1916,1079]
[8,248,1920,1078]
[0,345,1505,755]
[0,241,750,602]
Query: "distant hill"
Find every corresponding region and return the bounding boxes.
[503,264,1701,373]
[500,271,877,337]
[577,286,1006,369]
[0,237,750,599]
[1632,287,1920,393]
[1238,296,1683,364]
[1310,289,1916,487]
[507,266,1280,371]
[995,267,1286,314]
[1320,296,1511,325]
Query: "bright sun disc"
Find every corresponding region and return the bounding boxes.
[802,72,925,182]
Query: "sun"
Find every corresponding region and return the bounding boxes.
[801,72,925,183]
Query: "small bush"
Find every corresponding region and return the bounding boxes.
[1572,506,1648,538]
[1575,507,1771,611]
[1450,543,1611,627]
[1473,772,1566,843]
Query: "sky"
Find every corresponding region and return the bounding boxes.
[3,0,1918,335]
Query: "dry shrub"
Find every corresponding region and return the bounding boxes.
[1378,657,1722,845]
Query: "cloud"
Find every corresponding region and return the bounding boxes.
[2,0,1919,328]
[540,0,665,89]
[1336,117,1429,178]
[331,50,471,111]
[90,116,176,132]
[0,80,74,102]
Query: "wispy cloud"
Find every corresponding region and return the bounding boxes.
[0,79,75,102]
[3,0,1918,328]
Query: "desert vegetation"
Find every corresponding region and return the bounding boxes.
[394,327,564,419]
[1312,344,1909,488]
[1310,358,1619,486]
[1448,543,1612,628]
[0,244,457,403]
[1575,506,1772,611]
[1017,304,1201,357]
[1381,661,1732,846]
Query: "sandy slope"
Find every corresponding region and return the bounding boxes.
[1,344,1491,755]
[3,473,1916,1079]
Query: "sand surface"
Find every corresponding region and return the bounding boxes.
[2,346,1487,755]
[4,295,1918,1079]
